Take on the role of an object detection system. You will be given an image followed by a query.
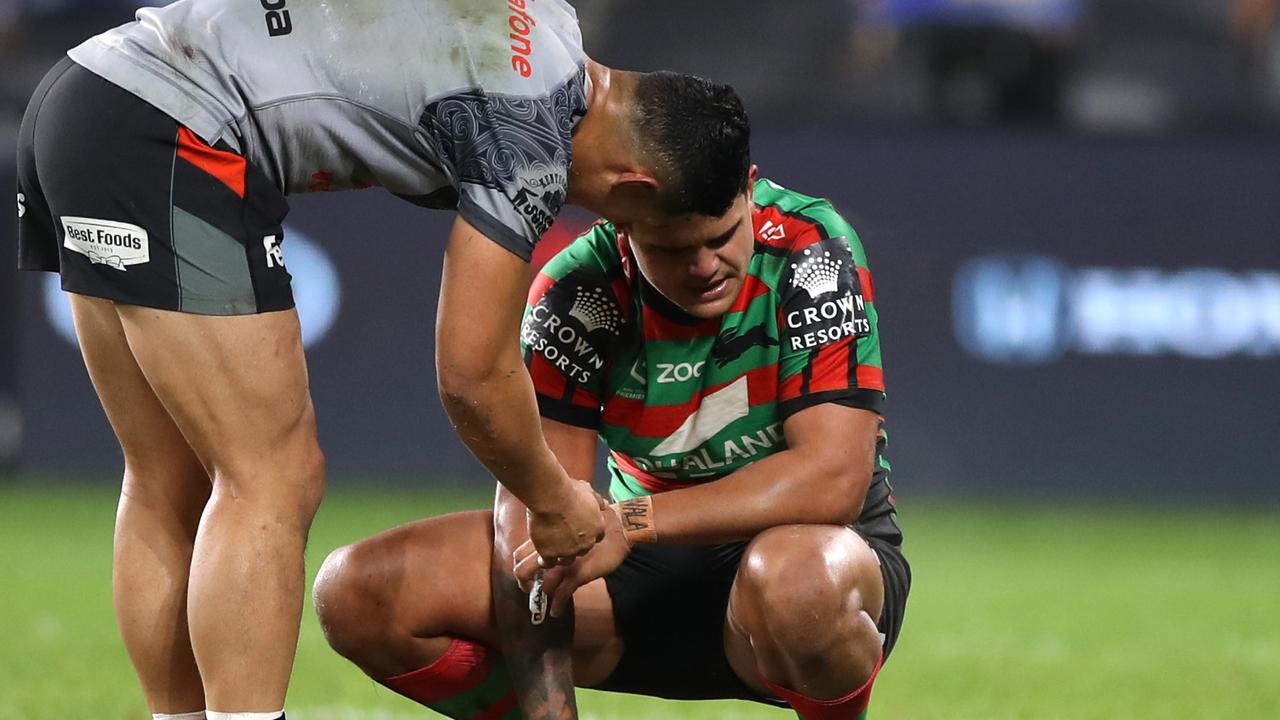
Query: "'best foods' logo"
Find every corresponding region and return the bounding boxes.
[61,216,150,271]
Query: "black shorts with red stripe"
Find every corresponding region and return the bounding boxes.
[17,57,294,315]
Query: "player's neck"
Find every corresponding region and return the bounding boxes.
[567,65,650,221]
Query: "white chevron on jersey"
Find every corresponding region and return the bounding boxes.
[650,377,749,456]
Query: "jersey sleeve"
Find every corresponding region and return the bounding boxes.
[520,226,626,428]
[421,68,588,261]
[776,220,885,421]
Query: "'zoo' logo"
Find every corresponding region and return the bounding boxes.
[656,361,705,383]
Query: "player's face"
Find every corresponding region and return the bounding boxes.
[626,192,755,320]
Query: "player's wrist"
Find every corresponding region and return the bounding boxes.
[608,496,657,546]
[522,467,578,516]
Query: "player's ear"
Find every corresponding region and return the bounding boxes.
[605,171,660,223]
[615,171,659,192]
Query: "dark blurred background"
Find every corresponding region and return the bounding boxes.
[3,0,1278,500]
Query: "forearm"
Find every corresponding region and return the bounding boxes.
[642,446,870,545]
[491,488,578,719]
[439,353,567,511]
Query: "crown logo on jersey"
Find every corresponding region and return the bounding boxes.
[790,249,842,300]
[569,286,622,334]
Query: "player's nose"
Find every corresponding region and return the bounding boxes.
[688,248,720,279]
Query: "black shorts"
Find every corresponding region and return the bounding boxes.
[595,533,911,706]
[17,57,294,315]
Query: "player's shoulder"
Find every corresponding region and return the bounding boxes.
[753,177,868,268]
[527,220,632,326]
[539,220,625,282]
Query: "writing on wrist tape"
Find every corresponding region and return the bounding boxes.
[611,495,657,544]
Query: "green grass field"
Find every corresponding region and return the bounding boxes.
[1,478,1278,720]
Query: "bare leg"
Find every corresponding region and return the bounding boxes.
[724,525,885,700]
[74,296,325,712]
[313,510,620,683]
[71,296,209,714]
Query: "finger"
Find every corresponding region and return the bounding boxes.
[549,567,582,618]
[513,551,544,591]
[538,564,569,601]
[537,554,566,569]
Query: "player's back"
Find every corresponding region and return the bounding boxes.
[69,0,585,201]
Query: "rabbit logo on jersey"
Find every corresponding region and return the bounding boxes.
[522,271,621,384]
[783,238,870,351]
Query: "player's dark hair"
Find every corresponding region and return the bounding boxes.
[633,72,751,218]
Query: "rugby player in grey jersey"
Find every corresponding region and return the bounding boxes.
[15,1,752,717]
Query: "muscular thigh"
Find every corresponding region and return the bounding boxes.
[335,509,619,667]
[69,295,207,501]
[344,511,501,646]
[114,304,315,482]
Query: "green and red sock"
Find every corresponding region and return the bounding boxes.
[380,639,520,720]
[761,652,883,720]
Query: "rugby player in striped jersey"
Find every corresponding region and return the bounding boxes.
[313,80,909,720]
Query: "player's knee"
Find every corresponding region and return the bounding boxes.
[293,438,326,523]
[210,432,326,526]
[313,542,391,665]
[736,526,876,661]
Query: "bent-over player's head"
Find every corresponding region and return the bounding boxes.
[570,66,755,320]
[569,65,750,219]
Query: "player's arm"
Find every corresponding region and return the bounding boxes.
[640,402,878,542]
[515,402,880,611]
[437,216,604,560]
[490,419,599,720]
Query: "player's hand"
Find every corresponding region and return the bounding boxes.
[514,506,633,617]
[525,479,608,566]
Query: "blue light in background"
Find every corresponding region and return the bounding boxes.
[953,255,1280,364]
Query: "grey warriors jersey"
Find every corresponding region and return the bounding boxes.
[69,0,588,259]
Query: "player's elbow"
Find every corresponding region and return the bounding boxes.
[436,348,509,410]
[807,462,870,526]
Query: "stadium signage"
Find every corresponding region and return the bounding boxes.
[954,255,1280,362]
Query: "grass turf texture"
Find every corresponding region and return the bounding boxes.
[1,479,1277,720]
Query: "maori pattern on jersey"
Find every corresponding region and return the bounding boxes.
[419,68,587,239]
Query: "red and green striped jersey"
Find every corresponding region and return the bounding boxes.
[521,178,900,542]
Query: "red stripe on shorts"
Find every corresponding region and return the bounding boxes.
[176,127,246,198]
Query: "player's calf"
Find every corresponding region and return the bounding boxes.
[728,525,884,717]
[314,512,522,720]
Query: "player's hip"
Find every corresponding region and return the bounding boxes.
[17,57,293,316]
